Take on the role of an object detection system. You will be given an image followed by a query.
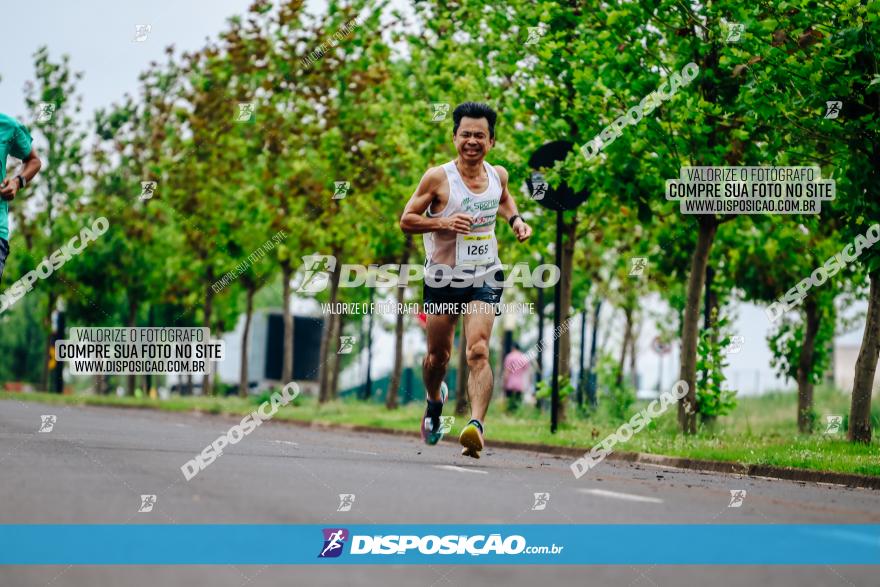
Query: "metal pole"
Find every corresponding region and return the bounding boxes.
[551,210,563,433]
[535,259,545,412]
[503,330,513,357]
[364,288,374,399]
[536,259,545,385]
[52,309,65,394]
[145,305,154,394]
[358,300,367,399]
[578,307,587,407]
[587,299,602,407]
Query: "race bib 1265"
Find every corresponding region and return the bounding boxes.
[456,233,494,266]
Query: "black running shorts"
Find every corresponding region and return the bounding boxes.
[422,267,505,315]
[0,238,8,284]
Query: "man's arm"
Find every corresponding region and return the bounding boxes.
[399,167,472,235]
[495,165,532,242]
[0,147,41,201]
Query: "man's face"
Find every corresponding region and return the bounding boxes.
[454,116,494,163]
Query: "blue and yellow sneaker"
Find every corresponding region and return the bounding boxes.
[459,419,484,459]
[420,381,449,445]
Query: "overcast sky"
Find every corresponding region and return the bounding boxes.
[0,0,336,122]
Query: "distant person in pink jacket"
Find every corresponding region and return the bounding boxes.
[502,342,531,412]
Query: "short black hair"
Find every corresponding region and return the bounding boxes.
[452,102,497,140]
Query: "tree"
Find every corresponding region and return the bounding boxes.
[19,47,86,391]
[743,0,880,442]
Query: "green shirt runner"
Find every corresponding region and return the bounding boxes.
[0,113,35,241]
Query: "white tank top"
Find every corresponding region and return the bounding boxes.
[423,160,503,281]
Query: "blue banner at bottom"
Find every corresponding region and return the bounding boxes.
[1,525,878,565]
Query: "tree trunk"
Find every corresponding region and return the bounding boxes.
[704,266,717,331]
[126,299,138,396]
[599,307,617,356]
[796,297,820,433]
[849,268,879,443]
[319,258,342,403]
[629,315,640,388]
[43,293,56,392]
[201,268,214,396]
[557,215,577,423]
[678,217,718,434]
[281,261,294,385]
[386,282,406,410]
[94,374,106,395]
[317,314,331,402]
[493,318,504,399]
[145,305,154,394]
[616,306,633,388]
[329,313,344,400]
[455,322,469,415]
[239,285,256,398]
[318,314,331,402]
[386,239,412,409]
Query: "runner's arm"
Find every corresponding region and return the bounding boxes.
[495,165,532,242]
[0,147,41,201]
[400,167,472,235]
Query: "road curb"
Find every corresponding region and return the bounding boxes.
[5,395,878,491]
[277,417,880,491]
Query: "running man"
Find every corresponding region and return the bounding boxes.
[0,113,42,284]
[399,102,532,458]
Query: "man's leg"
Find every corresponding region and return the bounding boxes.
[463,301,496,422]
[421,311,459,445]
[458,301,496,458]
[423,313,459,401]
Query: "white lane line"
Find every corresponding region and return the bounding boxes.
[578,488,663,503]
[270,440,299,447]
[435,465,488,475]
[344,449,380,456]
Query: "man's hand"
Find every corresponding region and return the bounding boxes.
[0,178,19,201]
[512,217,532,242]
[441,213,474,235]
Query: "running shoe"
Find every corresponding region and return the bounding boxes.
[459,418,484,459]
[420,381,449,445]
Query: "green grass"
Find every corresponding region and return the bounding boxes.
[3,386,878,477]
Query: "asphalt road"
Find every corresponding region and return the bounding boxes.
[1,398,878,586]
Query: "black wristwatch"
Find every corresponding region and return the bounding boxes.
[15,175,26,190]
[508,214,522,228]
